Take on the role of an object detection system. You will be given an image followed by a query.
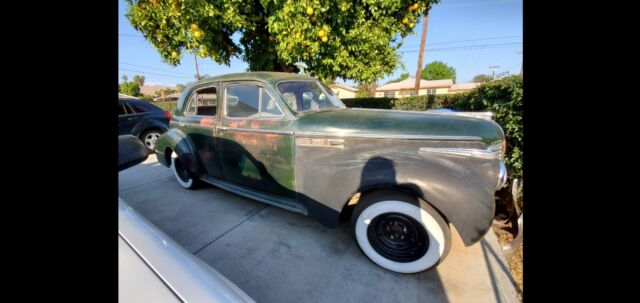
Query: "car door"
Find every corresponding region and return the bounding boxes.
[173,84,223,178]
[218,82,296,199]
[119,101,140,135]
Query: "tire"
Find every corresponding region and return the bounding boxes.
[171,154,200,189]
[351,190,451,273]
[140,129,162,153]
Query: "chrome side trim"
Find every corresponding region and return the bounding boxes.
[297,131,482,141]
[199,177,306,215]
[418,147,501,159]
[350,108,494,121]
[296,138,345,148]
[217,126,293,135]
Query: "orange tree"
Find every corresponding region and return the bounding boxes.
[125,0,439,82]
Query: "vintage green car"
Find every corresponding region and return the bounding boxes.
[154,72,507,273]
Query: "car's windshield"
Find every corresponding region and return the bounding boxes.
[277,81,345,113]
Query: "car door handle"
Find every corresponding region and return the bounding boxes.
[128,117,136,121]
[179,122,185,127]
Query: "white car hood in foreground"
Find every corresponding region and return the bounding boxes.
[119,199,255,303]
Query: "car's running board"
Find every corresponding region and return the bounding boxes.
[199,175,308,215]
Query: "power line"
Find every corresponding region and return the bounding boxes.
[400,35,522,48]
[119,62,194,76]
[399,42,522,53]
[119,68,193,80]
[437,0,521,8]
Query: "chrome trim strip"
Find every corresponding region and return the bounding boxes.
[295,138,345,148]
[350,107,494,121]
[418,147,500,159]
[178,123,216,129]
[297,131,482,141]
[218,126,292,135]
[199,177,306,215]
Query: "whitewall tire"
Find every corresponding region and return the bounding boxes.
[351,191,451,273]
[171,154,199,189]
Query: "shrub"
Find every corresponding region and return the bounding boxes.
[341,97,394,109]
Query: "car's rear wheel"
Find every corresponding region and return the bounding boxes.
[171,155,200,189]
[140,129,162,153]
[351,190,451,273]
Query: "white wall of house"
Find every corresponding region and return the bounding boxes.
[332,87,357,99]
[375,87,450,98]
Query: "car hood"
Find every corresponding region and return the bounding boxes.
[294,108,504,145]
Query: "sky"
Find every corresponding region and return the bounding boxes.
[119,0,522,87]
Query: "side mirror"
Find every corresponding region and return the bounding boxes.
[119,135,149,172]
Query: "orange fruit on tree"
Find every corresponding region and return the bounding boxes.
[190,23,198,31]
[409,23,415,28]
[412,3,419,10]
[318,29,326,37]
[321,36,328,43]
[306,7,314,16]
[402,17,409,25]
[171,51,178,58]
[193,31,202,38]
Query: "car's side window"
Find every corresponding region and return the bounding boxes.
[260,88,284,118]
[123,103,135,115]
[226,85,283,119]
[118,102,127,116]
[184,86,218,116]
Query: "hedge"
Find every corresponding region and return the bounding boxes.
[342,75,523,180]
[152,101,178,112]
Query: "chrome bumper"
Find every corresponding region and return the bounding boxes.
[496,161,508,190]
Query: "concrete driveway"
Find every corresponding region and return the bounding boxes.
[119,156,519,303]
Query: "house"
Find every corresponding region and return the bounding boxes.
[329,84,358,99]
[375,77,453,98]
[374,77,480,97]
[449,83,481,93]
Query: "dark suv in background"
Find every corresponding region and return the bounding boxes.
[118,97,171,152]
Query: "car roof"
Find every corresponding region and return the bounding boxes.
[192,72,318,87]
[120,98,162,110]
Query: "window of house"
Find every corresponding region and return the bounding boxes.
[426,88,436,95]
[407,91,416,97]
[184,86,217,116]
[383,91,395,98]
[226,85,283,118]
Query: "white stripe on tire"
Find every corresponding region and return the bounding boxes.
[355,200,446,273]
[171,156,193,189]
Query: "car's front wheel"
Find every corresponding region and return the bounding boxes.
[140,129,162,153]
[171,155,200,190]
[351,190,451,273]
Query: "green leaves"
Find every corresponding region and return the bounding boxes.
[125,0,440,82]
[421,61,457,83]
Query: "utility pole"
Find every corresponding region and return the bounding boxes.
[489,65,500,79]
[194,54,201,80]
[414,13,429,95]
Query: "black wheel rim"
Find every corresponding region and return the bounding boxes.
[367,212,429,263]
[174,158,190,183]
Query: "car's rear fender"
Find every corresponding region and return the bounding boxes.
[154,129,203,177]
